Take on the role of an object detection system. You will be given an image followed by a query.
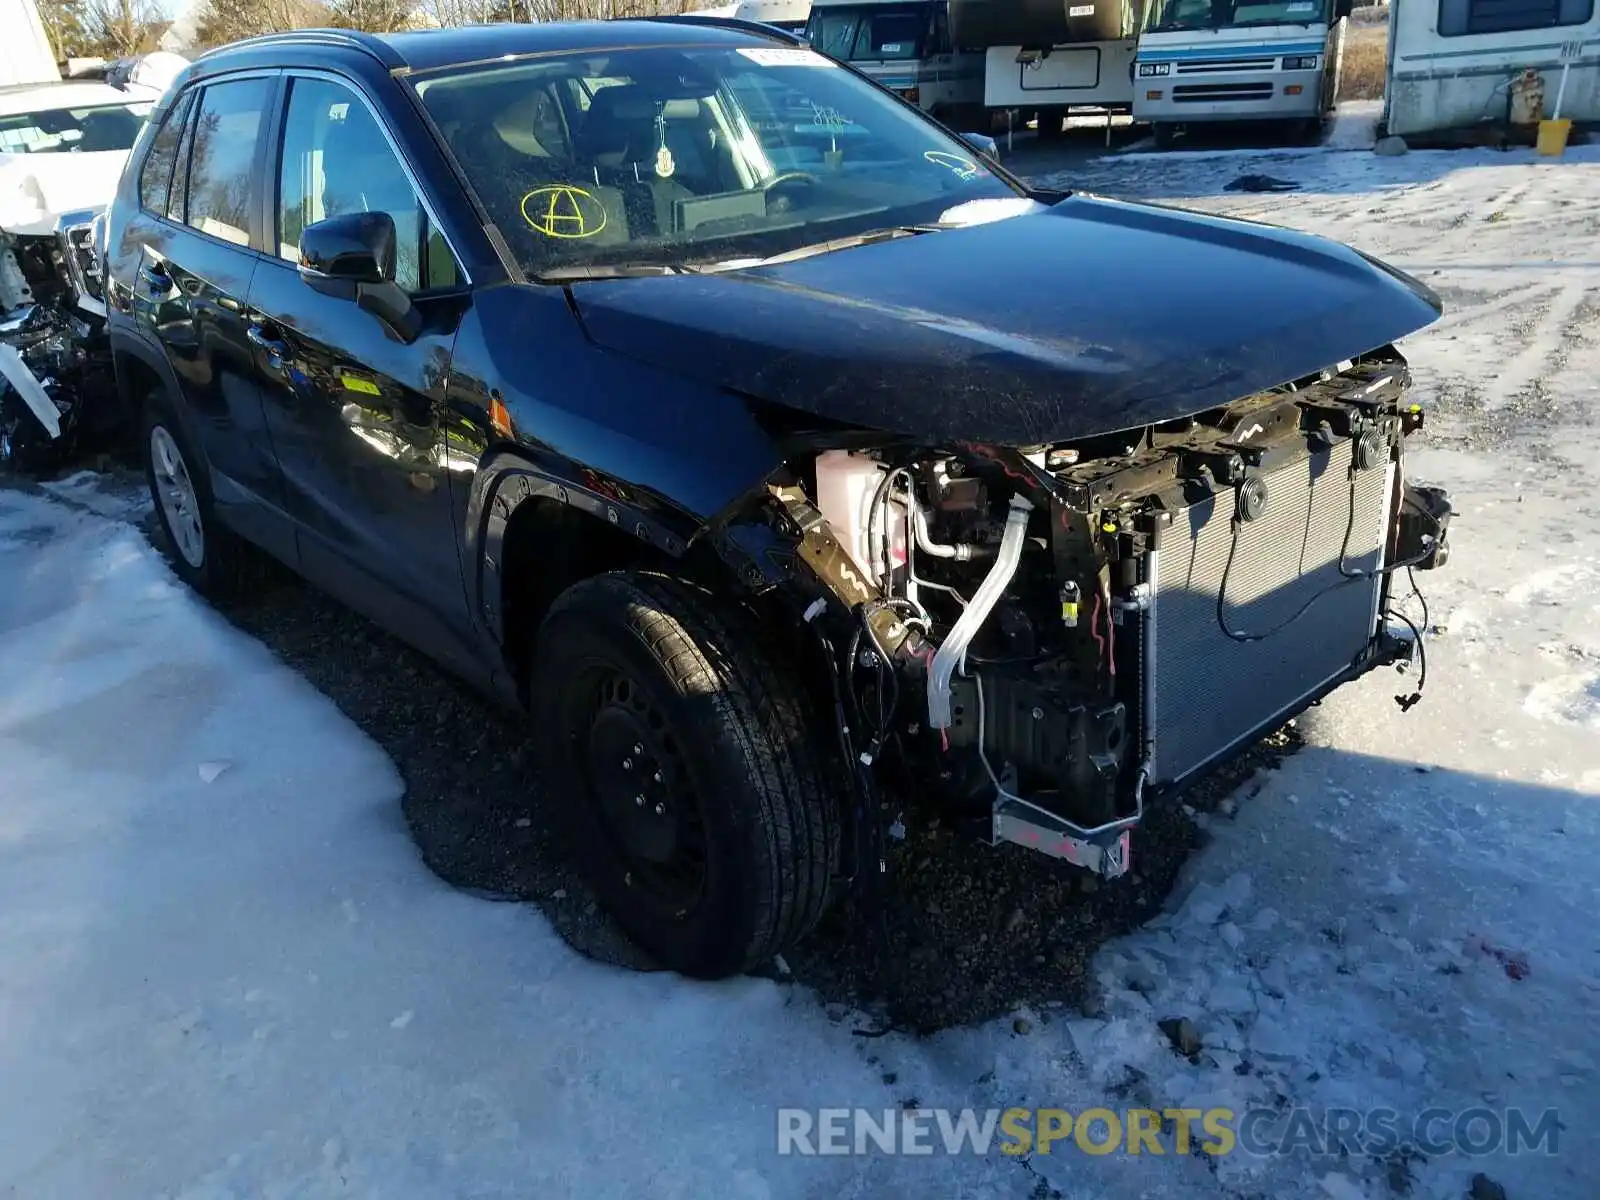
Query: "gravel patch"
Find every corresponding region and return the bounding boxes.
[201,547,1301,1032]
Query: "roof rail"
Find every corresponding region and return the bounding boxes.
[633,13,808,45]
[196,27,406,70]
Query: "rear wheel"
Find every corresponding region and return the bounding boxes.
[142,388,254,598]
[1036,110,1066,140]
[531,571,840,979]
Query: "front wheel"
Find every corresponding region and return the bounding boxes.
[1295,116,1326,146]
[531,571,840,978]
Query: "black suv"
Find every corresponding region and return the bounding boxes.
[107,18,1451,979]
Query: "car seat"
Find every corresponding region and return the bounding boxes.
[575,85,704,237]
[76,107,142,153]
[448,85,630,251]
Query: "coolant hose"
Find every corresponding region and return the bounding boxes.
[911,500,991,561]
[927,496,1033,729]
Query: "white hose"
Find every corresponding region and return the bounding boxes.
[927,496,1033,729]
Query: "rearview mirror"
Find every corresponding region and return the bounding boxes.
[298,211,396,285]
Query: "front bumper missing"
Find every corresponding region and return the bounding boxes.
[992,792,1135,878]
[985,761,1141,879]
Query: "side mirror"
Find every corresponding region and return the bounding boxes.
[298,211,420,343]
[961,132,1001,163]
[298,211,396,285]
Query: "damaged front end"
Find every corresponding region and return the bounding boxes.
[728,351,1451,886]
[0,207,116,472]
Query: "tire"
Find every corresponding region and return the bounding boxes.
[1152,122,1178,149]
[1297,116,1326,146]
[531,571,839,979]
[1036,110,1066,140]
[142,388,254,599]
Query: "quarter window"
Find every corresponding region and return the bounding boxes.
[1437,0,1593,35]
[168,95,197,222]
[277,76,456,295]
[185,78,273,247]
[137,91,194,214]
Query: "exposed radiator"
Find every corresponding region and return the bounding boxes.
[1143,439,1394,785]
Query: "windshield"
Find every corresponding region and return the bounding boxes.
[1144,0,1329,32]
[806,4,930,61]
[414,44,1021,278]
[0,101,152,155]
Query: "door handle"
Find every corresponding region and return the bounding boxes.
[139,263,170,294]
[247,323,288,368]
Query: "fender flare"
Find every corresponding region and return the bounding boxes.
[472,453,702,642]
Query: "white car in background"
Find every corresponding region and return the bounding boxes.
[0,53,184,469]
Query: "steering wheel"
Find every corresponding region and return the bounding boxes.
[761,170,820,191]
[760,170,819,214]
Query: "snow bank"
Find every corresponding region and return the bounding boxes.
[0,492,943,1199]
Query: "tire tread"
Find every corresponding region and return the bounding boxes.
[542,571,838,974]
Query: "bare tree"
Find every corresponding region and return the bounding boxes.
[38,0,92,61]
[328,0,418,31]
[195,0,331,46]
[81,0,160,56]
[416,0,695,26]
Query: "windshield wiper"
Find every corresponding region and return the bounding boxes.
[540,225,942,282]
[537,263,703,281]
[734,224,940,268]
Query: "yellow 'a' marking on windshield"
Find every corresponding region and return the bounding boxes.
[521,185,609,240]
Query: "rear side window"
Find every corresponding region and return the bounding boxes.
[184,77,273,247]
[138,91,194,213]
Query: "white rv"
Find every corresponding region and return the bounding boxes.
[685,0,811,31]
[1132,0,1352,145]
[807,0,988,128]
[948,0,1143,132]
[1385,0,1600,138]
[743,0,813,31]
[2,0,59,87]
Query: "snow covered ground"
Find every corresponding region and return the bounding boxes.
[3,136,1599,1199]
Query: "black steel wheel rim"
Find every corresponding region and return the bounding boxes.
[563,661,708,915]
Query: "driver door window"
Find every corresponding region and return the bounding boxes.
[276,77,457,294]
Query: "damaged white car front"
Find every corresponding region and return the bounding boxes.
[0,74,170,470]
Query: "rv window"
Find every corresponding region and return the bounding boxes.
[1437,0,1592,36]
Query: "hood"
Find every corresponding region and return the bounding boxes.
[0,151,126,236]
[569,193,1443,446]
